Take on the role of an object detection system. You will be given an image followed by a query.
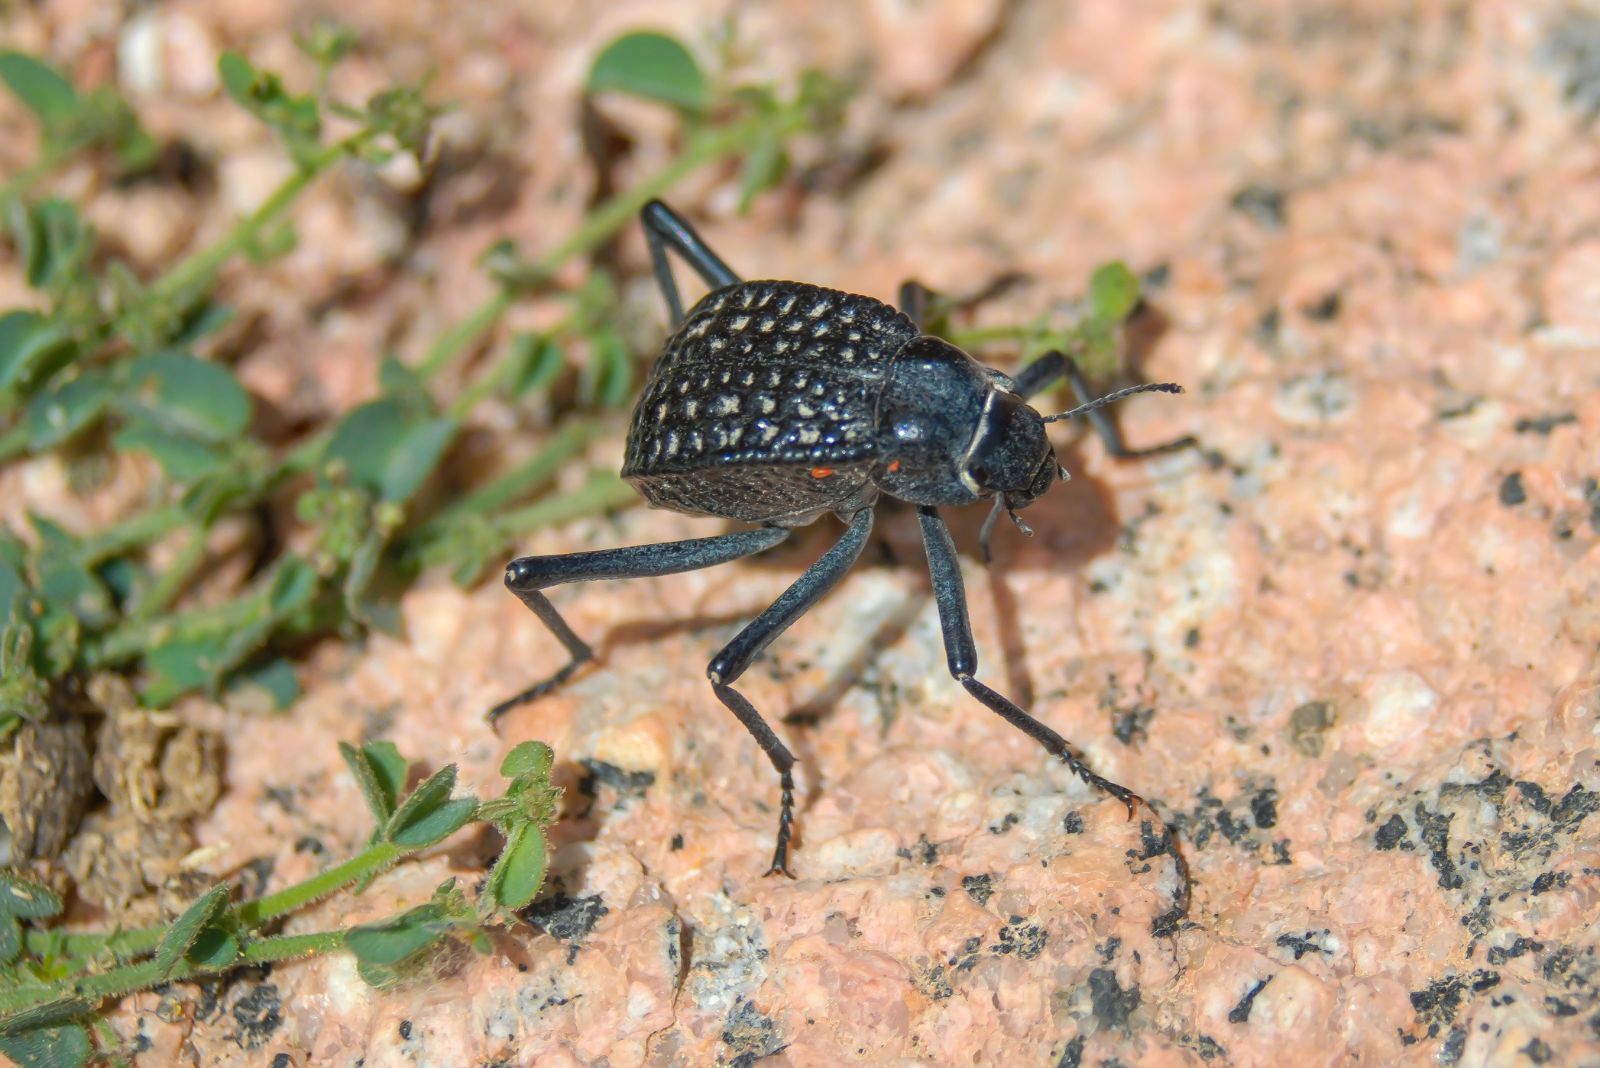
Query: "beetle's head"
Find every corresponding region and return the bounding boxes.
[874,337,1057,512]
[965,386,1058,511]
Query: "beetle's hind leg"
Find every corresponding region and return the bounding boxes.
[491,526,792,722]
[641,200,742,327]
[1018,353,1196,459]
[706,508,875,877]
[916,505,1191,922]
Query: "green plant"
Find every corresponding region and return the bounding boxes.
[0,740,561,1064]
[0,23,842,1064]
[0,28,849,723]
[936,260,1148,380]
[0,20,1154,1064]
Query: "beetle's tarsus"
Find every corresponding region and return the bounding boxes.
[766,785,797,878]
[485,656,592,724]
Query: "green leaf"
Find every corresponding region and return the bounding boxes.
[154,884,232,974]
[324,398,409,491]
[231,657,300,709]
[386,764,474,848]
[593,328,633,409]
[381,416,458,503]
[266,556,319,619]
[242,220,297,263]
[6,198,43,281]
[0,616,50,724]
[507,333,564,398]
[25,372,111,450]
[217,52,260,109]
[324,400,455,502]
[339,740,408,828]
[170,302,236,347]
[0,871,63,919]
[0,913,19,964]
[123,350,252,442]
[587,31,708,113]
[142,634,227,704]
[185,923,240,968]
[344,902,449,965]
[0,1023,92,1068]
[376,353,425,396]
[342,528,399,634]
[32,518,111,629]
[500,741,554,781]
[112,421,226,483]
[1088,261,1140,325]
[0,312,74,392]
[737,133,788,213]
[295,21,358,71]
[0,52,81,126]
[24,200,93,292]
[354,957,407,988]
[216,51,322,149]
[486,820,548,911]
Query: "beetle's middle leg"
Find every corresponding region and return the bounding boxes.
[491,526,792,722]
[916,505,1191,919]
[707,508,875,877]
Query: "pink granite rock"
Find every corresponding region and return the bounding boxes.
[3,1,1599,1066]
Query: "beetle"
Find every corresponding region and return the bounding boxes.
[495,200,1194,894]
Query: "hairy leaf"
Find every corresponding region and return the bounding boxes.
[587,31,708,113]
[0,52,80,125]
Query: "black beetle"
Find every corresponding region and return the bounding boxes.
[496,201,1193,897]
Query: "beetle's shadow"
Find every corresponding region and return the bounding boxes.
[526,455,1130,871]
[565,453,1124,736]
[775,445,1126,730]
[587,448,1127,717]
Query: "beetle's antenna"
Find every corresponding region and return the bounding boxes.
[1043,381,1183,423]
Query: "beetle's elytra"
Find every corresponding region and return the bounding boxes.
[496,200,1194,914]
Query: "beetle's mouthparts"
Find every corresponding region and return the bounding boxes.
[1004,498,1035,537]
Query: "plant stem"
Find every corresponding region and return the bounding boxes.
[21,924,162,963]
[0,930,345,1030]
[415,107,805,381]
[485,471,636,541]
[0,143,67,210]
[236,840,406,928]
[21,836,417,963]
[132,524,207,619]
[150,138,359,304]
[948,324,1035,348]
[90,582,257,664]
[79,506,186,566]
[428,471,634,569]
[405,419,604,546]
[0,425,27,464]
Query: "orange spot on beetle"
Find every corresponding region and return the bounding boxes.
[887,460,902,473]
[810,467,835,479]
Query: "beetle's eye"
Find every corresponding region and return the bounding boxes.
[968,461,991,486]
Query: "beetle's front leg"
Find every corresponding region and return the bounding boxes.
[490,526,791,722]
[916,505,1191,921]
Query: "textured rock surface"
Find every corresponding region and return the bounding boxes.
[4,1,1600,1065]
